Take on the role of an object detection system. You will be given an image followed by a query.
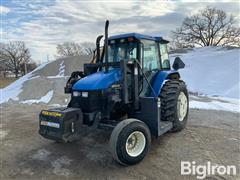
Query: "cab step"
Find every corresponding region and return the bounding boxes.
[158,121,173,136]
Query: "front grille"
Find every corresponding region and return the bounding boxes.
[69,90,107,113]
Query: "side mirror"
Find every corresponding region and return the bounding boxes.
[172,57,185,70]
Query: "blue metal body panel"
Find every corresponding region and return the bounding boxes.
[150,70,179,97]
[109,33,163,41]
[72,69,121,91]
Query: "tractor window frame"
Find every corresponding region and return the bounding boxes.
[141,40,161,73]
[158,43,171,70]
[108,41,138,63]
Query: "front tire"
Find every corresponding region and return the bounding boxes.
[109,119,151,165]
[160,80,189,132]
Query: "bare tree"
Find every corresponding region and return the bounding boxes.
[56,42,84,58]
[0,61,8,78]
[20,61,37,75]
[80,42,95,55]
[0,41,31,78]
[172,7,240,48]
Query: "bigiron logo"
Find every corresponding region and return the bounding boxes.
[181,161,237,179]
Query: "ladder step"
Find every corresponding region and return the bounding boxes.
[159,121,173,136]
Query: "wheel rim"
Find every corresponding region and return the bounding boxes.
[125,131,146,157]
[177,92,188,121]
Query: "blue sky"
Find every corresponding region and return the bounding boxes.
[1,0,239,63]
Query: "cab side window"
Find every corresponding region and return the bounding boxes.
[159,44,170,70]
[142,40,159,72]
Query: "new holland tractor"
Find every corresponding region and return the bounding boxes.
[39,20,189,165]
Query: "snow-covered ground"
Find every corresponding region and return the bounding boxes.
[20,90,53,105]
[189,94,239,113]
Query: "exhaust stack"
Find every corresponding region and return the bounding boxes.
[96,35,103,63]
[104,20,109,72]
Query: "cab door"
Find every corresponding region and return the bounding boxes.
[140,40,160,96]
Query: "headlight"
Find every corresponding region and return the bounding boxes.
[111,83,121,88]
[82,91,88,97]
[73,91,81,97]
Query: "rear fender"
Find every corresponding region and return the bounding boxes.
[150,70,180,97]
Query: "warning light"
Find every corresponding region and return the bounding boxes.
[128,37,134,42]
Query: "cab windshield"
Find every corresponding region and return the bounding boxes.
[105,41,137,62]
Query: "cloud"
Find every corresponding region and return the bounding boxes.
[0,6,10,14]
[2,0,239,63]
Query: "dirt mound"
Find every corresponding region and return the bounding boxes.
[32,56,90,77]
[2,55,91,105]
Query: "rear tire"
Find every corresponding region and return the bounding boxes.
[109,119,151,165]
[160,80,189,132]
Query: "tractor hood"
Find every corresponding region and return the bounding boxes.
[72,69,121,91]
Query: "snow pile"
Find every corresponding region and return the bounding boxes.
[170,47,240,99]
[58,61,65,76]
[20,90,53,105]
[0,62,49,104]
[170,47,240,113]
[47,61,65,79]
[0,55,90,105]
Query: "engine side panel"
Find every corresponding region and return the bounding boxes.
[72,68,121,91]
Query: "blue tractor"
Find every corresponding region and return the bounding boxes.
[39,20,189,165]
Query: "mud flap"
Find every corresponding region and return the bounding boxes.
[39,107,82,142]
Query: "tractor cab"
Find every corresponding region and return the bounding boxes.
[106,34,171,86]
[104,33,174,97]
[101,33,172,75]
[107,33,171,71]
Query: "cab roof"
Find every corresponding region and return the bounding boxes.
[109,33,169,43]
